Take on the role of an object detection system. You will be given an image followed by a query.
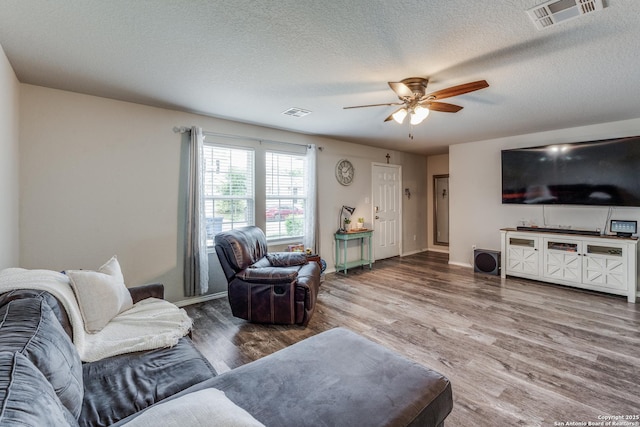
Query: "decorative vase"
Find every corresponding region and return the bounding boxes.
[356,222,364,230]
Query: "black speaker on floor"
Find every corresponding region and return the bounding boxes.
[474,249,501,275]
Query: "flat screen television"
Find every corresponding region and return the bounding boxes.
[501,136,640,206]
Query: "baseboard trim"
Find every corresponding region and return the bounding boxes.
[174,291,227,308]
[448,261,472,268]
[401,249,427,257]
[427,247,450,254]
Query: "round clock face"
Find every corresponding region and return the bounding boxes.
[335,159,355,186]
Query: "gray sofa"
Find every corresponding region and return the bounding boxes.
[0,288,452,426]
[0,287,215,427]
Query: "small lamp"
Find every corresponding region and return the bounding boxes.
[338,205,355,233]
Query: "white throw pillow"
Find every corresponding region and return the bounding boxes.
[66,256,133,333]
[123,388,265,427]
[97,254,125,284]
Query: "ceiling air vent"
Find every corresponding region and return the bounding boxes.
[282,107,311,118]
[527,0,603,30]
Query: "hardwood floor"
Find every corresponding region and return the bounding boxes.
[185,252,640,426]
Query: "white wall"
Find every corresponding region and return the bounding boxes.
[18,84,428,303]
[317,145,428,261]
[449,117,640,268]
[399,155,429,256]
[0,44,20,269]
[427,154,449,253]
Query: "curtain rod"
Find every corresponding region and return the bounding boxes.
[173,126,320,150]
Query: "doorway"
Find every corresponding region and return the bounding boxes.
[434,174,449,246]
[372,163,402,260]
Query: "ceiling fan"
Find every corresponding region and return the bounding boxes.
[343,77,489,125]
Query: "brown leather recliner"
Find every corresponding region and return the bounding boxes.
[214,226,321,326]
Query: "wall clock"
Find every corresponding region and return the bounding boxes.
[335,159,355,186]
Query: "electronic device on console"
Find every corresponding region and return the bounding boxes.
[610,220,637,237]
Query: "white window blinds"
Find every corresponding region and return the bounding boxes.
[265,151,306,241]
[203,144,255,247]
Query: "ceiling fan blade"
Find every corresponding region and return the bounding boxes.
[343,102,403,109]
[427,80,489,100]
[388,81,413,98]
[425,102,463,113]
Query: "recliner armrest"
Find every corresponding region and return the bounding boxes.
[236,267,299,284]
[128,283,164,303]
[266,252,308,267]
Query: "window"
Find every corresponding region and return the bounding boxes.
[203,144,254,247]
[265,151,306,241]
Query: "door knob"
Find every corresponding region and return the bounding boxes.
[375,215,380,219]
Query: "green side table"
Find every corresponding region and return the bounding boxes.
[334,229,374,274]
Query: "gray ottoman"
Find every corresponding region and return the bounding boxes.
[117,327,453,427]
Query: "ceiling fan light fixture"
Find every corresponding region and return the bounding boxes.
[392,108,408,124]
[343,77,488,125]
[410,105,430,125]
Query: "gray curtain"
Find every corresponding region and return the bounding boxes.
[184,126,209,297]
[303,144,318,254]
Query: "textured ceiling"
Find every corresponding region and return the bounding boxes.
[1,0,638,155]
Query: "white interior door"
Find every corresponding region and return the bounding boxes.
[372,163,401,260]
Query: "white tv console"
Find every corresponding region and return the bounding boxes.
[500,228,638,303]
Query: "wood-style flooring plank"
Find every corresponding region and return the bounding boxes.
[185,252,640,426]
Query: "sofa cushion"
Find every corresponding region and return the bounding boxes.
[0,297,84,419]
[66,255,133,333]
[121,388,264,427]
[0,288,73,339]
[80,337,216,427]
[0,351,79,427]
